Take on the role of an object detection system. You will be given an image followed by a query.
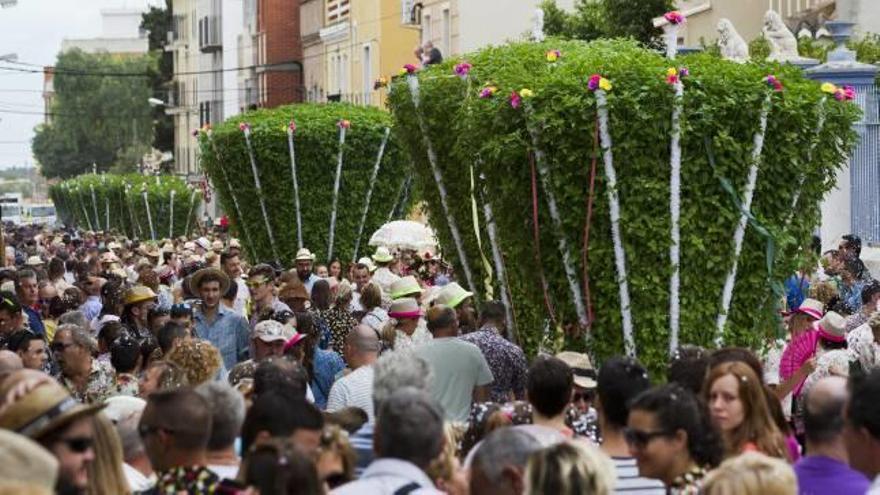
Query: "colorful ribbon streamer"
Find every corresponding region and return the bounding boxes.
[327,124,346,263]
[242,127,280,264]
[668,78,684,355]
[287,124,304,250]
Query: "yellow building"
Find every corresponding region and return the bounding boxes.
[302,0,420,107]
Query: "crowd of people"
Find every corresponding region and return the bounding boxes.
[1,224,880,495]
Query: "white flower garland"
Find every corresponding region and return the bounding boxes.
[407,75,476,293]
[141,185,156,241]
[714,92,773,345]
[481,176,517,343]
[595,89,636,357]
[77,187,93,232]
[353,127,391,261]
[668,79,684,355]
[242,126,280,264]
[327,124,348,263]
[523,102,589,328]
[209,134,256,254]
[90,185,101,231]
[287,125,304,249]
[169,189,176,239]
[184,188,197,237]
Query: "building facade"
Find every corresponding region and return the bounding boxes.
[61,8,150,55]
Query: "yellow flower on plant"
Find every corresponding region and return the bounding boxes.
[519,88,534,98]
[546,50,559,62]
[821,82,838,94]
[598,78,612,91]
[666,67,677,77]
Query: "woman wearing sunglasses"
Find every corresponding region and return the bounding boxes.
[627,384,724,494]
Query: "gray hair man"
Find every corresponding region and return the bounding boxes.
[326,325,381,421]
[794,376,870,493]
[195,381,246,480]
[470,428,542,495]
[348,349,432,475]
[334,388,445,495]
[52,323,115,404]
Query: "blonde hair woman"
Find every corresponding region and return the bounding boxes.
[524,441,615,495]
[702,452,796,495]
[86,412,131,495]
[165,339,222,386]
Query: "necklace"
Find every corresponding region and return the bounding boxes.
[669,466,706,495]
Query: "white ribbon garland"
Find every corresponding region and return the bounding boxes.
[327,124,347,263]
[668,79,684,356]
[714,92,773,345]
[124,185,139,238]
[209,134,256,255]
[596,89,636,357]
[406,75,476,293]
[785,97,827,227]
[663,24,680,60]
[524,102,588,328]
[243,127,280,264]
[169,189,176,239]
[142,185,156,241]
[480,174,517,344]
[104,197,110,232]
[77,188,93,231]
[353,127,391,262]
[184,189,197,237]
[287,125,304,249]
[90,185,100,231]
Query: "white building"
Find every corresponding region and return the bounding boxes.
[61,8,149,55]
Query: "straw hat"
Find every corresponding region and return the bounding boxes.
[295,248,316,262]
[371,246,394,263]
[124,285,157,306]
[229,238,242,249]
[816,311,846,342]
[99,251,120,264]
[555,351,597,389]
[796,298,824,320]
[189,267,231,295]
[390,276,423,300]
[107,241,122,251]
[0,378,105,440]
[280,282,310,301]
[0,429,58,490]
[211,240,224,252]
[103,396,146,423]
[142,245,161,258]
[24,256,43,267]
[388,297,422,319]
[357,257,376,273]
[195,237,211,251]
[434,282,473,309]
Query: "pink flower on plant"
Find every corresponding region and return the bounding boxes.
[288,120,297,133]
[664,11,685,24]
[842,85,856,101]
[337,119,351,129]
[509,90,522,109]
[454,62,472,78]
[400,64,417,75]
[479,85,498,99]
[766,75,783,92]
[238,122,251,133]
[587,74,602,91]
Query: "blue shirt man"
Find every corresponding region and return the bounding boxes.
[192,268,249,370]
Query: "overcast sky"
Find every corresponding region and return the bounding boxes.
[0,0,161,169]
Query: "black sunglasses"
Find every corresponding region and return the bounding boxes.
[573,390,595,403]
[59,436,94,453]
[623,428,672,448]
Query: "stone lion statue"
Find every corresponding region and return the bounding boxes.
[717,18,749,63]
[764,10,800,61]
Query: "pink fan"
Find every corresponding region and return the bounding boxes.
[779,329,819,397]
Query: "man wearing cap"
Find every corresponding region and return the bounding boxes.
[461,301,527,403]
[221,250,250,317]
[556,350,600,440]
[370,247,400,297]
[295,248,319,293]
[16,268,45,337]
[435,282,478,334]
[122,285,158,345]
[192,267,250,370]
[228,319,299,387]
[0,374,105,494]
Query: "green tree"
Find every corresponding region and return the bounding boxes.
[32,49,155,179]
[141,0,174,153]
[541,0,672,43]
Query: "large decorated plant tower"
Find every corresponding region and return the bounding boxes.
[387,33,860,372]
[198,103,414,267]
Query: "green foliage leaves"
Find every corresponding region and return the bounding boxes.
[387,38,860,374]
[541,0,673,44]
[198,103,413,266]
[33,49,156,178]
[49,174,201,240]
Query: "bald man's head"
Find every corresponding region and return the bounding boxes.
[805,376,849,445]
[0,350,23,380]
[347,324,380,354]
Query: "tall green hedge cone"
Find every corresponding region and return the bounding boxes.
[387,38,860,374]
[49,174,202,240]
[198,103,414,266]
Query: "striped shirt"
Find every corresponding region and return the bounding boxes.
[612,457,666,494]
[326,365,375,422]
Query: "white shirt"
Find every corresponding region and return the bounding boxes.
[232,278,250,317]
[869,475,880,495]
[123,462,154,492]
[208,463,240,480]
[372,267,400,296]
[349,291,365,313]
[326,365,375,422]
[332,458,442,495]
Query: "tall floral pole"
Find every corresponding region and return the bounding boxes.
[662,11,685,60]
[480,172,517,343]
[206,129,256,256]
[76,187,93,232]
[286,120,304,249]
[141,183,156,241]
[169,189,176,239]
[515,88,588,329]
[240,122,280,264]
[405,66,476,293]
[590,74,636,357]
[666,66,688,355]
[101,174,110,231]
[124,183,140,238]
[89,185,100,231]
[353,126,391,262]
[327,119,349,263]
[714,76,779,345]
